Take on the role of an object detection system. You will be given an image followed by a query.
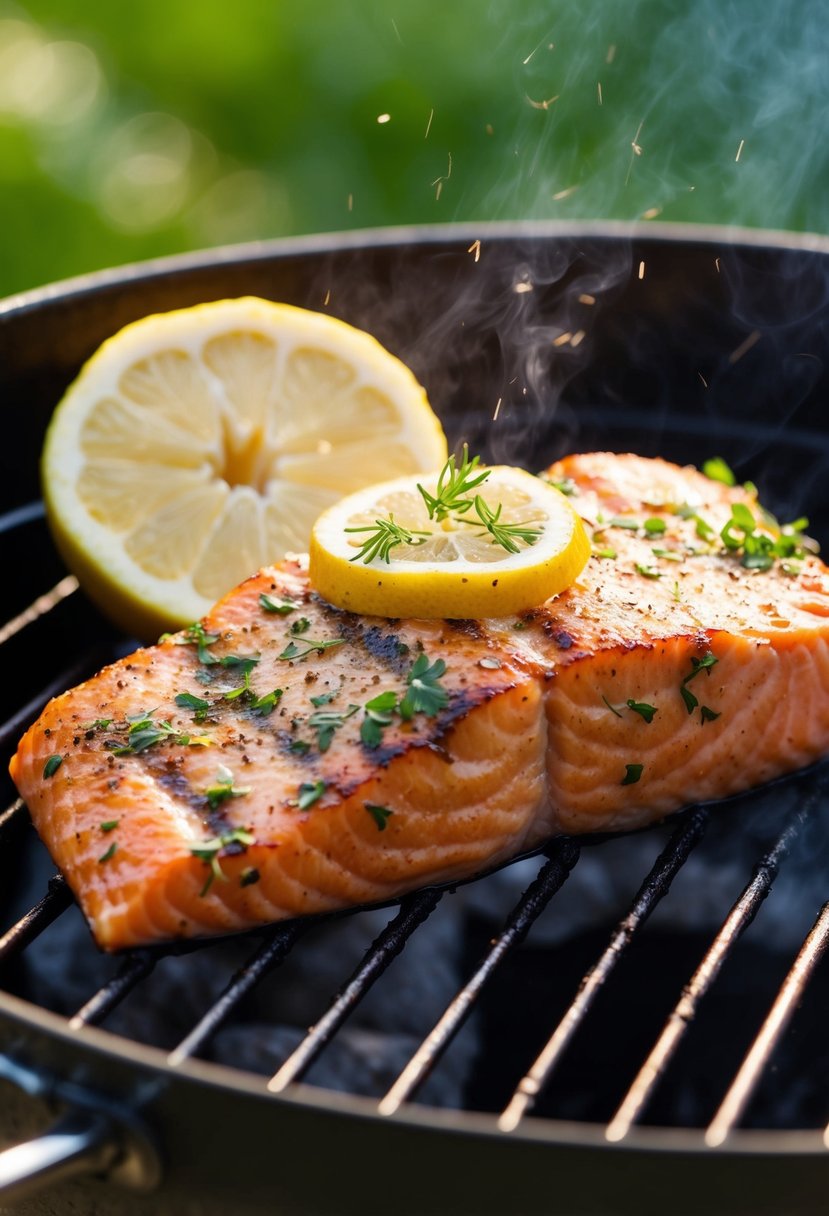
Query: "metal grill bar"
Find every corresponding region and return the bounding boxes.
[706,901,829,1146]
[69,954,157,1030]
[269,889,442,1093]
[499,809,709,1132]
[0,576,78,649]
[378,839,581,1116]
[0,799,24,834]
[0,877,72,962]
[167,921,306,1067]
[605,804,813,1142]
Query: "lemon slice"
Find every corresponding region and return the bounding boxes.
[309,463,590,618]
[41,297,447,639]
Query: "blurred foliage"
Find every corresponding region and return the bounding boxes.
[1,0,827,296]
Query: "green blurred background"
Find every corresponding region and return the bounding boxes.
[1,0,827,298]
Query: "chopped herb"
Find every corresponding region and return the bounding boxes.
[204,764,250,810]
[361,690,398,748]
[418,444,491,522]
[643,517,667,535]
[346,515,431,564]
[720,503,809,573]
[310,691,338,707]
[43,754,62,778]
[703,456,737,486]
[289,617,311,635]
[672,580,682,603]
[627,699,658,723]
[688,653,718,678]
[191,826,255,895]
[652,547,683,562]
[602,694,623,718]
[109,711,183,755]
[219,653,260,672]
[224,667,254,701]
[309,704,359,752]
[180,622,221,665]
[100,819,119,832]
[240,866,260,887]
[608,515,641,530]
[279,638,346,660]
[296,780,326,810]
[289,739,311,755]
[680,652,718,717]
[251,688,283,716]
[84,718,112,735]
[700,706,721,724]
[621,764,644,786]
[467,495,542,553]
[399,653,449,719]
[544,475,576,496]
[99,842,117,863]
[260,592,300,615]
[635,563,662,579]
[365,803,394,831]
[175,691,211,721]
[479,657,502,670]
[592,546,617,559]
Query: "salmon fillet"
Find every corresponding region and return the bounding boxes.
[11,453,829,950]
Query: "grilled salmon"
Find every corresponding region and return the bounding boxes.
[11,453,829,950]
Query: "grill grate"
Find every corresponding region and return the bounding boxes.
[1,536,829,1146]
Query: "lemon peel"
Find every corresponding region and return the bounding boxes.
[41,297,447,639]
[309,464,590,619]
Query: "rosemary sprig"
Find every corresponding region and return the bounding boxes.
[346,515,430,564]
[467,495,542,554]
[417,444,491,521]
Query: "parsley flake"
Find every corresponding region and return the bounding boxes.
[191,826,255,896]
[43,754,62,779]
[260,592,300,615]
[365,803,394,831]
[635,563,662,580]
[175,691,210,721]
[309,704,359,752]
[399,653,449,719]
[627,699,658,723]
[703,457,737,487]
[99,842,117,863]
[621,763,644,786]
[204,765,250,810]
[100,819,119,832]
[279,638,346,660]
[289,617,311,635]
[700,705,721,724]
[180,622,221,665]
[296,780,326,810]
[643,518,667,535]
[240,866,260,887]
[251,688,283,716]
[361,690,398,748]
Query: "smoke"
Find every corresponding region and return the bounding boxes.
[473,0,829,235]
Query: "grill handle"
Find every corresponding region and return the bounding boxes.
[0,1111,121,1204]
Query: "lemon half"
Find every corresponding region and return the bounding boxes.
[309,465,590,618]
[42,297,447,639]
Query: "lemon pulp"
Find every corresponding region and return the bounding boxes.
[41,297,447,639]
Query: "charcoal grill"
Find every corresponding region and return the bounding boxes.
[1,223,829,1215]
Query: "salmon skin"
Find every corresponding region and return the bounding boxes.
[11,453,829,950]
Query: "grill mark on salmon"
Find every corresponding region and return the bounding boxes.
[11,452,829,949]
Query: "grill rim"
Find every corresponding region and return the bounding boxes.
[3,217,829,326]
[2,983,829,1157]
[3,222,829,1205]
